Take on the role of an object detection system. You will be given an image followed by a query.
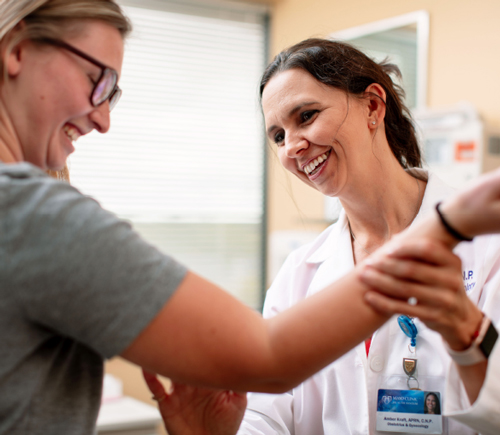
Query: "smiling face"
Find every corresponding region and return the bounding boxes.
[3,20,124,170]
[262,68,377,198]
[426,394,437,413]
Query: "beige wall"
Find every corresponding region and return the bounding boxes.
[265,0,500,236]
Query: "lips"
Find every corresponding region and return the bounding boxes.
[304,150,331,176]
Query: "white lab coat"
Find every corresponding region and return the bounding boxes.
[239,171,500,435]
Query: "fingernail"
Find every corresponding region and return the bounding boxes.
[166,382,174,395]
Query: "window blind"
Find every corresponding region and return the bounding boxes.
[68,0,268,308]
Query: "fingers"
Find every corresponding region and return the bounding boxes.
[364,290,441,321]
[142,369,172,400]
[360,266,459,309]
[383,238,461,267]
[366,257,457,287]
[362,239,462,289]
[225,390,248,408]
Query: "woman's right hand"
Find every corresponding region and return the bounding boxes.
[359,238,483,350]
[142,369,247,435]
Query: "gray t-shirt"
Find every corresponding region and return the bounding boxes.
[0,163,187,434]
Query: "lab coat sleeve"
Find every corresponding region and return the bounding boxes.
[445,236,500,434]
[445,340,500,435]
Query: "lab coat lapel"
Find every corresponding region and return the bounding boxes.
[305,211,356,297]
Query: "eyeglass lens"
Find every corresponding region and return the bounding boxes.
[92,68,120,110]
[108,88,122,112]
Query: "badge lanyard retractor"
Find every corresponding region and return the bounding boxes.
[398,315,420,390]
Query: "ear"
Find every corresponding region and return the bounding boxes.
[5,42,24,77]
[4,21,28,78]
[363,83,387,129]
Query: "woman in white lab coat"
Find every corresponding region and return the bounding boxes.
[235,38,500,435]
[144,39,500,435]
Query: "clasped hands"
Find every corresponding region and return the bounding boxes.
[360,167,500,351]
[360,237,483,351]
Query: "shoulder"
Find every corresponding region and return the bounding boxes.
[0,162,95,206]
[0,162,109,231]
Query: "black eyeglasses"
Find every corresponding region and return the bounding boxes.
[40,38,122,112]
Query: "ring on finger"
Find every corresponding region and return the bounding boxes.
[152,394,167,403]
[407,296,418,306]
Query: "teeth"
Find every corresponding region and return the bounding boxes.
[63,125,81,142]
[304,151,330,175]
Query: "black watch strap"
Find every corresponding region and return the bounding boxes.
[480,320,499,358]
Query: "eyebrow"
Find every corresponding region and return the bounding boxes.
[266,101,319,137]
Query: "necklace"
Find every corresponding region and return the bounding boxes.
[348,177,422,255]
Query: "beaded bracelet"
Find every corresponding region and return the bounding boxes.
[435,202,473,242]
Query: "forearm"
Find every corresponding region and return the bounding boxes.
[263,273,387,390]
[122,270,388,393]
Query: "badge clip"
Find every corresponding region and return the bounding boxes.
[403,358,417,377]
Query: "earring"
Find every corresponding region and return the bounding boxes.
[371,121,376,125]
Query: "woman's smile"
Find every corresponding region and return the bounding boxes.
[303,149,331,178]
[63,124,82,143]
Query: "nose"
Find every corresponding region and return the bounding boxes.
[284,133,309,158]
[89,101,111,133]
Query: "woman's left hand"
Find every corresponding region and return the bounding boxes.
[142,369,247,435]
[359,238,483,350]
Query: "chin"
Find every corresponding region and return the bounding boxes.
[45,158,69,174]
[46,150,71,172]
[46,160,66,171]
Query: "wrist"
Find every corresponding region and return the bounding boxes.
[445,313,499,366]
[439,199,475,241]
[446,310,484,351]
[416,211,460,250]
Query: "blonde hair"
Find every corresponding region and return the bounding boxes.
[0,0,132,79]
[47,165,70,182]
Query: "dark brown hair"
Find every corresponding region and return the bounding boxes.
[260,38,422,169]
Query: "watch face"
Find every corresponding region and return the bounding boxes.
[480,321,499,358]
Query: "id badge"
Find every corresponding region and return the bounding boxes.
[376,376,444,434]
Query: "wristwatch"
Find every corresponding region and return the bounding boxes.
[446,315,499,366]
